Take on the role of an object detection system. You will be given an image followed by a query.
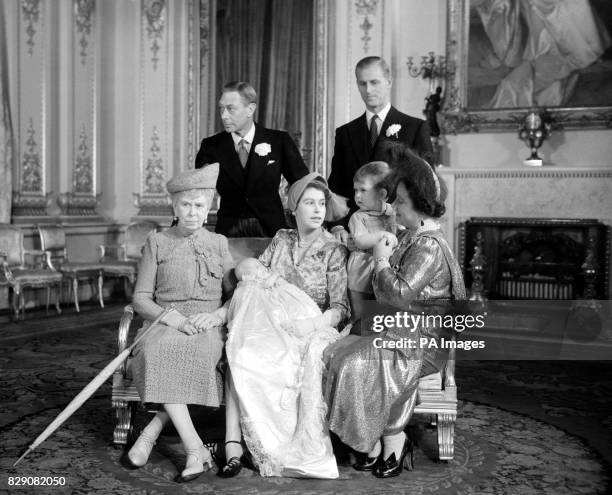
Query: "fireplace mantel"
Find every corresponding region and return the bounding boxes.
[437,167,612,251]
[437,167,612,296]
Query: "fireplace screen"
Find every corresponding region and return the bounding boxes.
[459,218,610,300]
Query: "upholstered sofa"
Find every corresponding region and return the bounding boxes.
[111,237,457,461]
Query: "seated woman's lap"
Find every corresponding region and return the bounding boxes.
[131,323,225,407]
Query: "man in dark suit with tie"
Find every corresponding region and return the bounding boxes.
[195,81,309,237]
[327,56,433,236]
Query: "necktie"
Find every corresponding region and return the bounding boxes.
[237,139,249,167]
[370,114,380,148]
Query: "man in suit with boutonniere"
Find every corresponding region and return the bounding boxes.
[327,56,434,238]
[195,81,309,237]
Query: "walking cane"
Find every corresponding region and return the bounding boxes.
[13,306,171,467]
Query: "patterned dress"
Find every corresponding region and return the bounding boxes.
[130,226,235,406]
[258,228,350,319]
[225,227,350,478]
[324,225,466,453]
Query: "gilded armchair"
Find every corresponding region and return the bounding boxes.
[414,344,458,461]
[36,224,104,312]
[98,221,160,298]
[0,225,63,320]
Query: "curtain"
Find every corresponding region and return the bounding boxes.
[0,1,14,223]
[216,0,314,166]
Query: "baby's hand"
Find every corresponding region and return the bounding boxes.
[381,202,395,216]
[380,231,398,249]
[331,226,350,244]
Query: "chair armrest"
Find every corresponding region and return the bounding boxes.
[42,250,59,270]
[0,254,14,283]
[116,305,135,376]
[99,244,127,261]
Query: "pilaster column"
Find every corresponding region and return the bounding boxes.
[12,0,51,218]
[58,0,101,217]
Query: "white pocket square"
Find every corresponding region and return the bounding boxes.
[267,160,276,165]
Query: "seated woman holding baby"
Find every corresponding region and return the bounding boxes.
[325,147,466,479]
[202,172,351,479]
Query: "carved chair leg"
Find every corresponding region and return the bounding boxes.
[112,400,135,447]
[97,272,104,308]
[45,286,51,313]
[55,282,62,315]
[19,289,26,320]
[72,278,80,312]
[437,413,456,461]
[11,286,20,320]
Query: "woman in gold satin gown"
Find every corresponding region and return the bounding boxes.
[324,148,466,478]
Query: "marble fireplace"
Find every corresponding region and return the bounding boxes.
[437,167,612,299]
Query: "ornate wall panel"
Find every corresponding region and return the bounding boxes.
[199,0,213,140]
[12,0,50,217]
[134,0,171,216]
[58,0,100,216]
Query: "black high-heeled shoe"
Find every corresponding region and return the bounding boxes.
[217,440,244,478]
[373,437,414,478]
[353,452,382,471]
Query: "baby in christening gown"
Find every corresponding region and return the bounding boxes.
[226,258,342,478]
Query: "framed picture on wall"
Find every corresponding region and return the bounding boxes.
[441,0,612,132]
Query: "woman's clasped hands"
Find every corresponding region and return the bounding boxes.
[178,313,223,335]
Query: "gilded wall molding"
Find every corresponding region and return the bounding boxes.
[20,119,42,192]
[57,192,101,216]
[134,125,170,216]
[21,0,41,56]
[355,0,378,53]
[199,0,214,137]
[187,0,197,167]
[314,0,328,175]
[199,0,209,84]
[14,1,49,218]
[143,0,166,71]
[74,0,94,65]
[12,191,52,217]
[73,126,93,193]
[144,126,165,194]
[137,0,171,217]
[66,0,99,217]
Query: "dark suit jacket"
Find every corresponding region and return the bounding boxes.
[327,106,433,221]
[195,124,308,236]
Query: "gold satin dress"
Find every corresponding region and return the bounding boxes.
[324,226,466,453]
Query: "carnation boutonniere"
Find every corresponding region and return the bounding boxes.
[255,143,272,157]
[386,124,402,139]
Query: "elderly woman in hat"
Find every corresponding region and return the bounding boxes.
[204,172,350,478]
[125,164,235,483]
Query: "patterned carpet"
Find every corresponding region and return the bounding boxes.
[0,304,611,494]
